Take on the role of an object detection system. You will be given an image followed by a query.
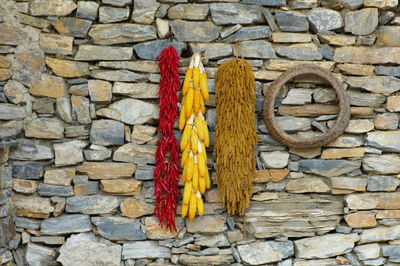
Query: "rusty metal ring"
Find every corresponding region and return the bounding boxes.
[263,64,350,148]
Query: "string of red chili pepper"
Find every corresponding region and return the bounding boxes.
[154,46,181,231]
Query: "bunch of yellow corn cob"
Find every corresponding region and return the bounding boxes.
[179,53,210,221]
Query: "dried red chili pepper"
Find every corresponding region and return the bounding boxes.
[154,46,181,231]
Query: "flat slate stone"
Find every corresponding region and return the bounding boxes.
[91,217,146,241]
[366,131,400,152]
[375,66,400,77]
[210,3,263,25]
[171,20,220,42]
[242,0,286,6]
[122,241,171,259]
[91,70,144,82]
[75,45,133,61]
[99,6,130,23]
[90,119,125,146]
[133,40,185,60]
[38,184,74,197]
[14,216,41,230]
[0,103,26,120]
[234,40,277,59]
[76,1,99,20]
[298,159,361,177]
[276,11,309,32]
[89,24,156,45]
[223,26,271,42]
[10,139,53,161]
[275,44,323,60]
[307,8,343,33]
[12,162,43,180]
[367,176,399,192]
[53,17,92,37]
[238,241,294,265]
[345,8,378,35]
[41,214,92,235]
[66,195,120,214]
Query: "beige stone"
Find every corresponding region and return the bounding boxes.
[387,96,400,112]
[364,0,398,9]
[44,168,76,186]
[265,59,335,71]
[346,192,400,210]
[334,46,400,64]
[19,14,51,29]
[286,177,331,193]
[252,192,279,201]
[289,147,321,159]
[377,26,400,46]
[345,211,377,228]
[11,194,54,218]
[12,178,39,194]
[186,215,227,233]
[39,33,73,55]
[156,18,169,38]
[0,69,10,81]
[30,0,77,16]
[30,74,66,98]
[331,177,367,194]
[337,64,374,76]
[131,125,157,144]
[344,119,374,134]
[205,188,221,203]
[254,70,281,81]
[121,198,154,218]
[319,34,356,46]
[145,217,180,239]
[374,113,399,130]
[77,162,137,179]
[99,61,159,73]
[0,56,10,68]
[376,210,400,219]
[45,58,89,78]
[88,80,112,103]
[321,147,365,159]
[25,118,64,140]
[272,32,311,43]
[100,179,142,195]
[253,169,289,183]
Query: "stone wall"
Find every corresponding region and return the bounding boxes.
[0,0,400,265]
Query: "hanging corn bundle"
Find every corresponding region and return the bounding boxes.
[154,46,180,231]
[179,53,211,221]
[214,58,257,215]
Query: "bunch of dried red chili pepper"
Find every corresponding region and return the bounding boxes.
[154,46,181,231]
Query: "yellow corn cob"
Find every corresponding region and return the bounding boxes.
[199,94,205,115]
[205,168,211,189]
[190,127,198,154]
[186,86,194,118]
[182,161,187,182]
[182,180,192,205]
[201,142,207,161]
[193,54,200,89]
[180,123,192,150]
[194,89,201,114]
[195,115,205,141]
[181,203,188,217]
[192,156,199,191]
[179,98,186,131]
[198,151,206,177]
[196,191,204,216]
[203,119,210,147]
[199,74,209,101]
[199,175,205,194]
[181,140,190,167]
[186,152,194,181]
[188,191,197,221]
[182,55,194,96]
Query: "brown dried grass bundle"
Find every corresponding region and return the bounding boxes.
[214,58,257,215]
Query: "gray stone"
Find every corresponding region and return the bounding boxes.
[53,17,92,37]
[171,20,220,42]
[69,84,88,96]
[54,140,87,167]
[299,159,361,177]
[243,0,286,6]
[276,11,309,32]
[58,232,121,266]
[190,43,232,59]
[84,150,112,161]
[38,184,74,197]
[0,165,12,189]
[168,4,209,20]
[14,217,41,230]
[320,44,334,60]
[383,245,400,258]
[113,143,155,164]
[374,113,398,130]
[346,76,400,95]
[379,11,395,25]
[360,225,400,244]
[91,70,144,82]
[262,8,278,32]
[31,236,65,245]
[12,162,43,180]
[90,119,125,146]
[135,168,154,180]
[75,45,133,61]
[295,233,359,259]
[132,0,159,24]
[345,8,378,35]
[366,131,400,152]
[41,214,91,235]
[133,40,185,60]
[375,66,400,77]
[66,195,120,214]
[363,155,400,174]
[71,96,91,124]
[282,88,312,105]
[276,44,323,60]
[156,3,169,17]
[91,217,146,241]
[220,24,242,38]
[0,103,25,120]
[238,241,293,265]
[308,8,343,33]
[99,7,130,23]
[195,234,230,247]
[234,40,277,59]
[347,91,386,107]
[65,126,89,138]
[76,1,99,20]
[289,0,318,9]
[96,99,159,125]
[223,26,271,42]
[88,24,156,45]
[26,243,57,266]
[367,176,399,192]
[25,117,64,140]
[122,241,171,259]
[363,258,386,265]
[32,98,55,114]
[56,97,73,123]
[0,120,23,139]
[74,182,99,196]
[10,139,53,161]
[102,0,131,6]
[261,151,290,168]
[210,3,262,25]
[354,244,380,260]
